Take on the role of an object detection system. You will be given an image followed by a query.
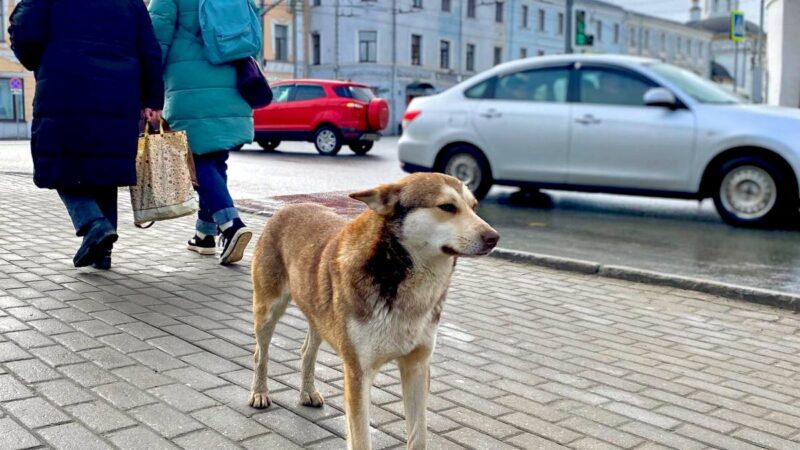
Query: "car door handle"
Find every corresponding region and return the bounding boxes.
[575,114,601,125]
[480,109,503,119]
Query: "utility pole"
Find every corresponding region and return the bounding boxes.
[334,0,340,79]
[391,0,397,134]
[751,0,765,103]
[291,0,298,78]
[565,0,574,54]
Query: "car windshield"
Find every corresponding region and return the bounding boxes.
[335,86,375,102]
[647,63,740,105]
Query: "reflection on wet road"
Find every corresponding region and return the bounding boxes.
[480,190,800,294]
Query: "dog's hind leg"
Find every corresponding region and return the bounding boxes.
[398,346,433,450]
[299,328,325,407]
[249,283,290,409]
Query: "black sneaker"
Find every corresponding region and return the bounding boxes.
[188,235,216,255]
[74,219,118,268]
[92,249,112,270]
[219,219,252,265]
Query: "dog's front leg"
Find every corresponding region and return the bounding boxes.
[399,346,433,450]
[344,362,374,450]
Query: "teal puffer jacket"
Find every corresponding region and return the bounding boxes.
[148,0,257,155]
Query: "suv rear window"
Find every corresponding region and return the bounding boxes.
[334,86,375,102]
[294,85,327,101]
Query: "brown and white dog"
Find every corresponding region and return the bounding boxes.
[248,173,499,449]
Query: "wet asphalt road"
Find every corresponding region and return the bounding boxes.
[2,138,799,293]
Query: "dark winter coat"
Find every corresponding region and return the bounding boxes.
[9,0,164,189]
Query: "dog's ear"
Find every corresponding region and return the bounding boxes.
[350,184,399,216]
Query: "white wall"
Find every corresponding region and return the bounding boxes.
[767,0,800,107]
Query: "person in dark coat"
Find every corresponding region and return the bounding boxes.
[9,0,164,270]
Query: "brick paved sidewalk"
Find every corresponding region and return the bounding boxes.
[2,174,800,450]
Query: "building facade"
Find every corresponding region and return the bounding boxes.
[0,0,34,139]
[264,0,717,134]
[687,0,766,100]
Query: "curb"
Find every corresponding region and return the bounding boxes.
[235,204,800,312]
[491,248,800,312]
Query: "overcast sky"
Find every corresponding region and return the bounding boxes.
[603,0,764,24]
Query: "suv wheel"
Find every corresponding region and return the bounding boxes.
[440,146,493,200]
[349,141,374,155]
[314,126,342,156]
[713,155,798,227]
[257,140,280,151]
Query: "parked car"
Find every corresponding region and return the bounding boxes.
[253,79,389,155]
[399,55,800,228]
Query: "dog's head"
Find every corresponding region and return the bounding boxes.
[350,173,499,258]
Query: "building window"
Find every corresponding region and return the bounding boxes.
[643,30,649,49]
[274,24,288,61]
[359,31,377,63]
[313,0,321,6]
[677,37,682,55]
[520,48,527,59]
[558,13,564,35]
[412,0,422,8]
[495,1,504,23]
[0,79,25,121]
[494,46,503,65]
[596,20,602,42]
[440,40,450,69]
[311,33,321,65]
[466,43,475,71]
[467,0,476,18]
[661,33,666,52]
[441,0,450,12]
[630,27,636,46]
[522,5,528,28]
[613,24,619,44]
[538,9,545,32]
[411,34,422,66]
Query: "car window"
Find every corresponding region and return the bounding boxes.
[334,86,375,102]
[465,79,493,99]
[494,69,569,102]
[272,85,293,103]
[294,85,326,101]
[578,68,655,106]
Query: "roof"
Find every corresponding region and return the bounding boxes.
[687,16,764,35]
[575,0,626,13]
[272,79,369,87]
[499,54,660,69]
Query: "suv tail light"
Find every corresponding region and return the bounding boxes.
[345,102,365,109]
[402,110,421,129]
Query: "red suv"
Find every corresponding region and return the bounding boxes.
[253,80,389,155]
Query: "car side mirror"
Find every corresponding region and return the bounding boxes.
[644,87,678,109]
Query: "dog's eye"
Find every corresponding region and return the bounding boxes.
[437,204,458,213]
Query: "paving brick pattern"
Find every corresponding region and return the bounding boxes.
[2,174,800,449]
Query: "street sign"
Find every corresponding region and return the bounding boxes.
[9,78,23,94]
[731,10,746,41]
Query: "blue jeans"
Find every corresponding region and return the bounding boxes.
[194,150,239,236]
[57,188,118,236]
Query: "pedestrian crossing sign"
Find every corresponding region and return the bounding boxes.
[731,10,745,41]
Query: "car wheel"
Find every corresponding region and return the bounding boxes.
[257,140,280,151]
[440,146,493,200]
[348,141,374,155]
[314,127,342,156]
[713,156,798,228]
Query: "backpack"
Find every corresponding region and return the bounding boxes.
[199,0,262,65]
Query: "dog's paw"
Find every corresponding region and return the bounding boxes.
[249,391,272,409]
[300,390,325,408]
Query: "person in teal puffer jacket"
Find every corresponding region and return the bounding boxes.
[149,0,257,265]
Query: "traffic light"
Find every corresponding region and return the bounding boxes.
[576,10,586,46]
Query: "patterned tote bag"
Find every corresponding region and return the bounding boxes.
[130,121,198,227]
